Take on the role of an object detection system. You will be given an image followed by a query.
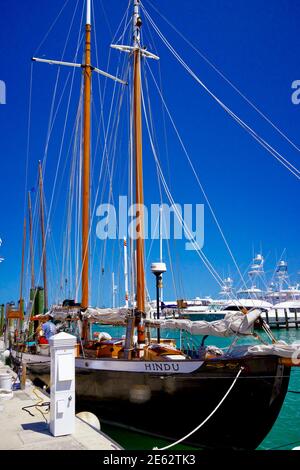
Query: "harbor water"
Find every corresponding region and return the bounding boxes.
[91,325,300,450]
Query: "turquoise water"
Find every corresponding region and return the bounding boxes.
[93,325,300,450]
[258,329,300,450]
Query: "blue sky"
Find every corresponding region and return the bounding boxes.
[0,0,300,308]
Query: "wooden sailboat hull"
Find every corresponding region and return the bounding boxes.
[17,352,290,450]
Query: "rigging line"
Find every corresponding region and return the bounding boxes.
[99,0,113,36]
[45,3,84,293]
[141,40,180,297]
[111,0,132,45]
[153,367,244,450]
[43,68,84,299]
[142,3,300,180]
[33,2,83,297]
[75,109,83,297]
[89,63,129,284]
[145,209,159,266]
[91,90,127,292]
[116,17,133,45]
[142,6,300,180]
[61,118,78,296]
[23,64,33,220]
[145,58,248,290]
[91,0,109,177]
[143,18,172,192]
[41,0,82,179]
[45,62,77,254]
[34,0,71,55]
[142,67,231,290]
[74,69,129,301]
[89,39,131,272]
[92,0,130,149]
[143,59,185,301]
[51,42,85,210]
[88,5,129,280]
[91,7,130,215]
[154,148,224,288]
[89,0,130,205]
[44,202,60,292]
[141,84,225,288]
[60,90,83,293]
[144,0,300,158]
[142,61,179,301]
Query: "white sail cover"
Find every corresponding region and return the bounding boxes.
[83,307,128,324]
[247,340,300,360]
[44,306,128,324]
[45,307,260,336]
[146,310,262,337]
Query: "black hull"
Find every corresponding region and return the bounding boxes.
[24,354,290,450]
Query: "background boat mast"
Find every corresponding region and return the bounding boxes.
[19,217,26,317]
[28,191,35,289]
[38,161,48,311]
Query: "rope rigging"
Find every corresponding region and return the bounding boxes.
[145,60,248,291]
[144,0,300,158]
[141,4,300,181]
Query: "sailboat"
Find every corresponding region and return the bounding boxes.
[8,0,300,450]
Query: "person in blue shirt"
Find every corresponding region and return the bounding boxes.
[37,314,57,343]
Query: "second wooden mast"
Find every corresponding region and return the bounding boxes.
[81,0,92,311]
[133,0,146,318]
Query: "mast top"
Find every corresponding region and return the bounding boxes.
[133,0,142,48]
[86,0,91,26]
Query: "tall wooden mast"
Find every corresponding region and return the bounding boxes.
[110,3,158,354]
[133,0,146,315]
[81,0,92,310]
[38,161,48,311]
[28,191,35,289]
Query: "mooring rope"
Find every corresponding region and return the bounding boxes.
[153,366,244,450]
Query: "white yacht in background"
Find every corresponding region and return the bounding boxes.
[216,276,234,307]
[235,253,266,301]
[158,297,216,320]
[266,260,300,304]
[262,260,300,327]
[221,254,270,311]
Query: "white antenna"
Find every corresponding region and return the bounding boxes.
[86,0,91,26]
[159,205,163,263]
[123,238,129,308]
[159,206,164,301]
[112,272,117,308]
[0,237,4,263]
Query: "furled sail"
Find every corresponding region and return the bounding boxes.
[39,306,128,324]
[146,310,262,337]
[247,341,300,359]
[34,308,261,336]
[83,307,128,324]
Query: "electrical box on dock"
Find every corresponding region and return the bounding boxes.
[49,332,76,437]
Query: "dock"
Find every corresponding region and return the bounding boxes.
[264,308,300,329]
[0,340,121,450]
